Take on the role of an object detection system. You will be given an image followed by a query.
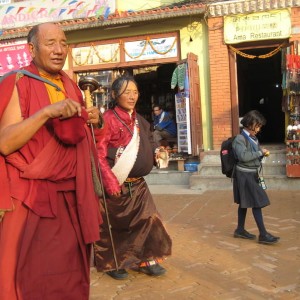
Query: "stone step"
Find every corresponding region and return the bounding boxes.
[145,144,298,190]
[189,143,299,192]
[199,144,287,178]
[198,162,286,176]
[145,169,192,186]
[189,174,300,191]
[202,149,286,164]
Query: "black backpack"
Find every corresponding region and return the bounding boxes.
[220,136,237,178]
[220,134,249,178]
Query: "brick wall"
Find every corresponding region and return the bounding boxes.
[207,16,232,149]
[291,7,300,43]
[207,7,300,150]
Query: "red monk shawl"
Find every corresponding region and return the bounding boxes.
[0,63,102,244]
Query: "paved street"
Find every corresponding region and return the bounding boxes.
[89,187,300,300]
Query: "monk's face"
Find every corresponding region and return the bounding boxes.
[29,23,68,76]
[116,81,139,113]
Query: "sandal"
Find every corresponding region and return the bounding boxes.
[139,260,166,276]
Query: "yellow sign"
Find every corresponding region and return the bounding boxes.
[224,9,291,44]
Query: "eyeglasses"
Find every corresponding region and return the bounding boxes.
[123,90,139,97]
[153,109,160,112]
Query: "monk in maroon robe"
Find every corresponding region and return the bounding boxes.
[0,23,102,300]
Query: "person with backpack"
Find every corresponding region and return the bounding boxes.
[232,110,280,245]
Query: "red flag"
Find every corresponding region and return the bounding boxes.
[17,7,25,14]
[68,9,75,15]
[38,8,47,14]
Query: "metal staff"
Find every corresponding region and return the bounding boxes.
[79,76,119,271]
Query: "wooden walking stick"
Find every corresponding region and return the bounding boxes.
[79,76,120,271]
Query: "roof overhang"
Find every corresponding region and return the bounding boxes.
[0,2,205,41]
[208,0,300,17]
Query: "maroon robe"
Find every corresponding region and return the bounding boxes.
[0,63,102,300]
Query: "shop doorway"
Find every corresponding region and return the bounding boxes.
[236,47,285,143]
[76,64,177,123]
[76,57,202,156]
[133,63,177,124]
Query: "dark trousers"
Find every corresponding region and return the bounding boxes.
[237,205,267,235]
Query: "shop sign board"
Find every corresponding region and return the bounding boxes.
[224,9,291,44]
[0,0,115,30]
[0,40,31,76]
[124,37,177,62]
[72,43,120,66]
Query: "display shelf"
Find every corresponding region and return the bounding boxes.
[286,137,300,177]
[168,158,186,171]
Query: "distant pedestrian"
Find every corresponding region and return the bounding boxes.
[152,104,177,145]
[232,110,280,245]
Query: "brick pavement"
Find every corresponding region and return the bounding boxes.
[89,189,300,300]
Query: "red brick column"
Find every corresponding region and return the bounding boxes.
[207,16,232,149]
[291,7,300,42]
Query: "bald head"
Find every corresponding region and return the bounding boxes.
[27,23,68,76]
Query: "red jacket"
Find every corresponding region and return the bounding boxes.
[97,106,155,195]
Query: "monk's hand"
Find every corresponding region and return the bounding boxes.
[44,98,82,119]
[86,106,103,128]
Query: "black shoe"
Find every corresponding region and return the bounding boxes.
[258,233,280,245]
[234,229,256,240]
[106,269,128,280]
[139,264,166,276]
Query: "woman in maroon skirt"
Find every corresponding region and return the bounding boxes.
[94,75,172,280]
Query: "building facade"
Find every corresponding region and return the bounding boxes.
[207,0,300,149]
[0,0,211,156]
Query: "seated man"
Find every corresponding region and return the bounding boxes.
[152,104,177,145]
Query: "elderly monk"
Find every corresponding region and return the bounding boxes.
[0,23,103,300]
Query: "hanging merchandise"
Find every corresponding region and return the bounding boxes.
[282,41,300,177]
[286,124,300,177]
[170,63,187,91]
[282,41,300,115]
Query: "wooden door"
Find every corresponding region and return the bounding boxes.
[186,53,203,156]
